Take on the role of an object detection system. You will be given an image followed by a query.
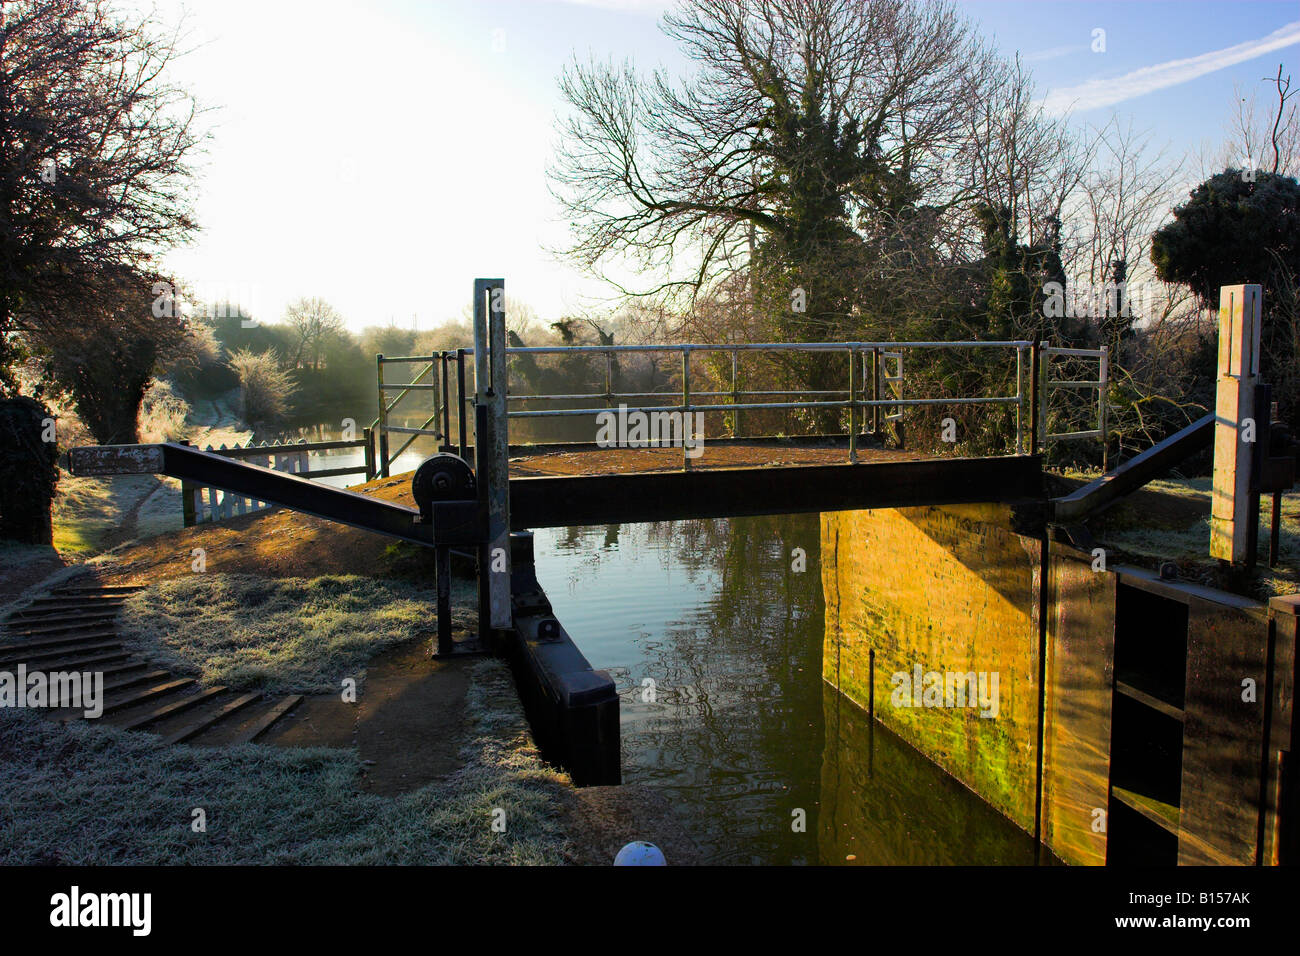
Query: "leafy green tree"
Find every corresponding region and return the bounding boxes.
[1151,170,1300,414]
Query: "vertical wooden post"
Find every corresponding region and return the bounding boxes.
[1211,284,1263,564]
[1262,595,1297,864]
[182,480,196,526]
[363,427,375,481]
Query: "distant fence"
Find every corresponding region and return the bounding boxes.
[181,435,374,526]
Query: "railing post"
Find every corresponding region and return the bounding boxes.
[604,349,614,408]
[440,351,451,453]
[1015,345,1026,455]
[456,348,468,459]
[363,426,375,481]
[1028,342,1039,455]
[870,347,881,435]
[682,346,691,471]
[376,354,390,478]
[1035,341,1049,454]
[431,352,442,450]
[731,348,741,438]
[1098,345,1110,472]
[848,345,858,464]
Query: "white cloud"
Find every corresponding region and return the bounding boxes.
[1023,44,1086,64]
[1042,19,1300,115]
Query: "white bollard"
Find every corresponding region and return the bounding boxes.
[614,841,666,866]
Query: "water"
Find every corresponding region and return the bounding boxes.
[533,515,1039,865]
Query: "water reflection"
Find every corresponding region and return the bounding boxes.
[533,515,1038,865]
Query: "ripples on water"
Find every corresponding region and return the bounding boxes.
[534,515,1038,866]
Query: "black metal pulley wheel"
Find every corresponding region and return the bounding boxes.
[412,453,476,520]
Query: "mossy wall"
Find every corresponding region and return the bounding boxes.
[821,504,1043,833]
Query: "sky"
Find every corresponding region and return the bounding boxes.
[137,0,1300,333]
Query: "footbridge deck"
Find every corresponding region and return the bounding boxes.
[69,440,1046,531]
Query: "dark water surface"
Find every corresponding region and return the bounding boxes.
[533,514,1038,865]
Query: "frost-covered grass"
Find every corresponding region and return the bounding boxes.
[117,573,476,695]
[50,471,172,556]
[0,660,572,865]
[1091,477,1300,593]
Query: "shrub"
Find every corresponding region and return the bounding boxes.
[228,348,295,425]
[138,377,190,442]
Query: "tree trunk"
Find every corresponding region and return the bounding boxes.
[0,397,59,546]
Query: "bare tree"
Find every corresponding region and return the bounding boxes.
[1212,61,1299,178]
[284,297,345,371]
[550,0,1006,316]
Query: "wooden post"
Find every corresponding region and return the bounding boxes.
[182,480,196,527]
[1211,284,1263,564]
[363,426,375,481]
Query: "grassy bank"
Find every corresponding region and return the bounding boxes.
[1089,476,1300,596]
[116,573,476,695]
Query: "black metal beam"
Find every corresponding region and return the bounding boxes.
[70,443,431,545]
[1050,413,1214,524]
[71,443,1051,540]
[158,445,431,544]
[508,454,1045,529]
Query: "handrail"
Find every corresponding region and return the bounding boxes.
[367,338,1107,474]
[447,340,1033,355]
[1051,413,1214,523]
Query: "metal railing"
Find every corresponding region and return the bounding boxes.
[472,340,1035,469]
[367,339,1110,475]
[1038,343,1109,468]
[371,351,471,478]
